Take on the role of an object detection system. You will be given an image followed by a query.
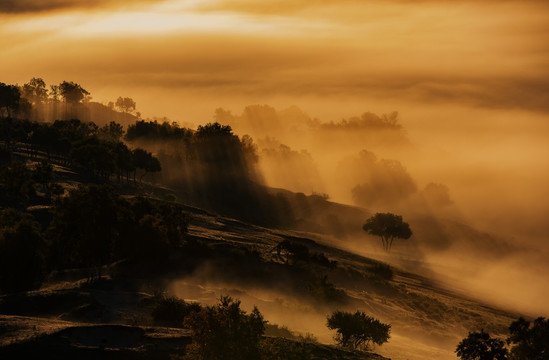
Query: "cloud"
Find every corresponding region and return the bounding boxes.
[1,0,548,115]
[0,0,158,14]
[3,27,548,114]
[198,0,548,16]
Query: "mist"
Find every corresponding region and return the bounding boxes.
[198,102,549,319]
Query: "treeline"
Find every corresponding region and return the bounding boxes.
[0,184,190,293]
[125,120,302,227]
[1,78,139,125]
[0,117,160,183]
[1,77,353,231]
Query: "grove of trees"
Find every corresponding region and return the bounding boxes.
[0,183,190,291]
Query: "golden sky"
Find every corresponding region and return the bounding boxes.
[1,0,548,120]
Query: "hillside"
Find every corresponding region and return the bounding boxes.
[0,166,519,359]
[0,91,529,359]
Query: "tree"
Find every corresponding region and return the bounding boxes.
[132,148,161,181]
[22,77,48,106]
[508,317,549,360]
[456,330,508,360]
[326,310,390,350]
[362,212,412,251]
[32,160,54,200]
[115,96,136,114]
[0,210,47,292]
[184,295,266,360]
[0,82,21,118]
[151,296,201,328]
[98,121,124,142]
[58,81,89,103]
[0,161,36,207]
[49,84,60,102]
[70,141,116,179]
[346,150,417,208]
[48,184,131,279]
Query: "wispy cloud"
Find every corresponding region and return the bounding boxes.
[0,0,159,14]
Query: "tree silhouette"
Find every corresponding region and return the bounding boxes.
[115,96,136,114]
[0,82,21,119]
[58,81,90,119]
[0,210,47,292]
[0,161,36,207]
[348,150,417,208]
[132,148,161,181]
[48,184,131,279]
[22,77,48,106]
[49,84,60,102]
[98,121,124,142]
[59,81,89,103]
[184,295,265,360]
[362,212,412,251]
[326,310,390,350]
[32,160,54,200]
[508,317,549,360]
[456,330,508,360]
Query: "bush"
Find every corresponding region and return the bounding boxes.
[260,337,312,360]
[0,210,47,292]
[326,310,390,350]
[308,276,347,304]
[369,263,393,282]
[184,296,265,360]
[151,296,201,328]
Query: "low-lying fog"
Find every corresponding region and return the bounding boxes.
[205,102,549,318]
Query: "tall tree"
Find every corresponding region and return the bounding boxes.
[362,212,412,251]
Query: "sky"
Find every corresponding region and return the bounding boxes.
[2,0,548,120]
[2,0,549,315]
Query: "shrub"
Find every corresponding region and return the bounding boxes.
[308,276,347,304]
[326,310,390,350]
[151,296,202,328]
[260,337,312,360]
[0,210,47,292]
[369,263,393,281]
[184,296,265,360]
